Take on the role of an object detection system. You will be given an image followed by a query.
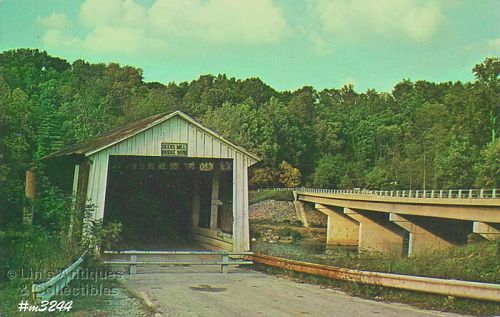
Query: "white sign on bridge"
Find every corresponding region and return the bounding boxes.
[161,142,188,157]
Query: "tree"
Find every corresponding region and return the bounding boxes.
[475,140,500,188]
[250,167,278,188]
[473,57,500,83]
[434,136,478,189]
[313,155,345,188]
[202,100,279,164]
[364,164,391,189]
[278,161,301,187]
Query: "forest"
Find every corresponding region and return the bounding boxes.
[0,49,499,228]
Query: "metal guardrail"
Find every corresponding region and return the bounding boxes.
[31,251,87,301]
[103,250,253,274]
[257,187,499,199]
[248,254,500,302]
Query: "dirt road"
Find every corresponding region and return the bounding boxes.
[122,266,464,317]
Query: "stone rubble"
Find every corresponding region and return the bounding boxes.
[249,200,298,222]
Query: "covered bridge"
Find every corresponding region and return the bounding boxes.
[42,110,260,252]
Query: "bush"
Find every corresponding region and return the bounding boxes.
[277,227,303,240]
[82,206,123,255]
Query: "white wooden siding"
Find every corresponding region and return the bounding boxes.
[86,116,256,252]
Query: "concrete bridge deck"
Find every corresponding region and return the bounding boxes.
[295,190,500,223]
[291,188,500,255]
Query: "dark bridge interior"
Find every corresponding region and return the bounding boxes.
[104,155,233,250]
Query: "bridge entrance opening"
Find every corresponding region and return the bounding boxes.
[103,155,233,250]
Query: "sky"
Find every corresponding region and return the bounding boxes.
[0,0,499,92]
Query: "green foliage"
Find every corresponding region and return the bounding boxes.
[277,227,303,240]
[313,155,345,188]
[82,206,123,254]
[34,185,70,231]
[0,50,499,234]
[250,167,279,188]
[364,164,391,189]
[249,190,294,204]
[475,139,500,187]
[0,226,72,275]
[0,49,497,317]
[202,99,279,163]
[434,136,478,189]
[278,161,301,187]
[473,57,500,83]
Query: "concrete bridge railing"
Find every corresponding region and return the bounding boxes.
[257,187,499,199]
[283,187,500,256]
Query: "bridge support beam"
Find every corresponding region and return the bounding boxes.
[315,204,358,246]
[293,192,310,227]
[473,222,500,240]
[389,213,454,256]
[344,208,404,255]
[210,165,221,231]
[191,164,200,228]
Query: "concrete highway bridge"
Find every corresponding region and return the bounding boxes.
[292,188,500,256]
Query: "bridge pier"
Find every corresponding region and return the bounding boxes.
[315,204,358,246]
[292,192,310,227]
[473,222,500,240]
[344,208,405,255]
[389,213,454,256]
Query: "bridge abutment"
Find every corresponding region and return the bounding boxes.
[389,213,455,256]
[344,208,405,255]
[292,193,310,227]
[315,204,358,246]
[473,221,500,240]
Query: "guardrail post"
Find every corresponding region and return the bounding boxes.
[415,190,419,198]
[221,254,229,273]
[480,189,484,198]
[130,254,137,275]
[458,189,462,198]
[431,190,434,198]
[448,189,452,198]
[493,189,497,198]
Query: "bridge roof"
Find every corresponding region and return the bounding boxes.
[44,110,261,161]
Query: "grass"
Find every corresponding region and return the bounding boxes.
[249,190,294,204]
[0,226,150,317]
[276,227,304,241]
[0,226,77,316]
[1,263,151,317]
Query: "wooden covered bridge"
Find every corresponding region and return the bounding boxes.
[39,110,260,253]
